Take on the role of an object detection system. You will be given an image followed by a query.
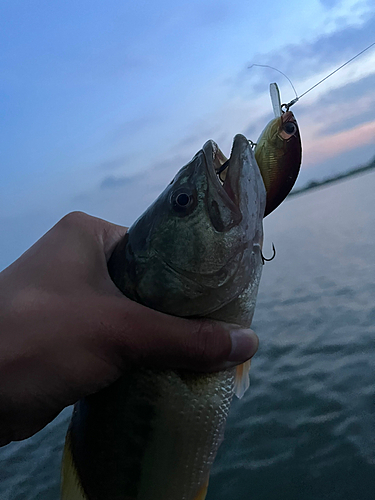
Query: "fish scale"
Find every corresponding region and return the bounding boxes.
[135,369,235,500]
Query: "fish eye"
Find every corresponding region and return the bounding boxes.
[176,193,191,207]
[171,187,196,214]
[283,122,297,135]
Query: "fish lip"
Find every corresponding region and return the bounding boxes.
[202,135,250,209]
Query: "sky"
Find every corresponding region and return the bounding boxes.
[1,0,375,270]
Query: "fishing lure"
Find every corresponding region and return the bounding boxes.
[249,40,375,215]
[253,83,302,216]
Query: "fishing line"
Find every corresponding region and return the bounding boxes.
[249,64,298,98]
[297,41,375,101]
[250,41,375,110]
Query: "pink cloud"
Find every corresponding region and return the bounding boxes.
[302,120,375,168]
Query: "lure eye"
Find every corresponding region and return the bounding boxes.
[283,122,297,135]
[171,187,196,214]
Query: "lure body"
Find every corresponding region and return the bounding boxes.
[255,110,302,216]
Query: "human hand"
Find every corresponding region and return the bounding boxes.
[0,212,258,446]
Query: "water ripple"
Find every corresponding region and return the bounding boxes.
[1,173,375,500]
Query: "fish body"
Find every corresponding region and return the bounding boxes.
[255,110,302,216]
[61,134,266,500]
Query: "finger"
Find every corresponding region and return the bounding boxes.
[54,212,128,260]
[97,296,259,372]
[21,212,128,287]
[76,213,128,260]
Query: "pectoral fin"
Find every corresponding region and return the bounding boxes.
[234,359,251,399]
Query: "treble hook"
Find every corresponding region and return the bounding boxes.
[261,243,276,264]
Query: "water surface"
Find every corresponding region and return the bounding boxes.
[1,171,374,500]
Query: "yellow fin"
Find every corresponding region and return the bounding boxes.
[234,359,251,399]
[193,478,209,500]
[61,431,87,500]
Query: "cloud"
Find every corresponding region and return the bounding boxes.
[303,119,375,167]
[95,157,129,171]
[318,71,375,107]
[100,175,137,189]
[71,151,192,229]
[193,1,234,27]
[296,142,375,187]
[319,0,341,8]
[108,115,161,143]
[289,71,375,170]
[294,72,375,135]
[238,11,375,98]
[243,121,263,142]
[176,129,216,150]
[317,97,375,137]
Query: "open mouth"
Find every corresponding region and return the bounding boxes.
[203,135,249,209]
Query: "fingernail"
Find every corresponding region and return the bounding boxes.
[228,329,259,362]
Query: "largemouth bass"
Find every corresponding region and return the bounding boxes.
[255,110,302,216]
[61,134,266,500]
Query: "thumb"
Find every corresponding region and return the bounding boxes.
[103,296,259,372]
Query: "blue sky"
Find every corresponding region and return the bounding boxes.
[1,0,375,270]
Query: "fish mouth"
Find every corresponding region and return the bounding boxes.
[203,134,250,210]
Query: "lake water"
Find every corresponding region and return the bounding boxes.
[1,170,375,500]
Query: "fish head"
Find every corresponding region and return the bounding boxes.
[109,135,266,318]
[255,110,302,216]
